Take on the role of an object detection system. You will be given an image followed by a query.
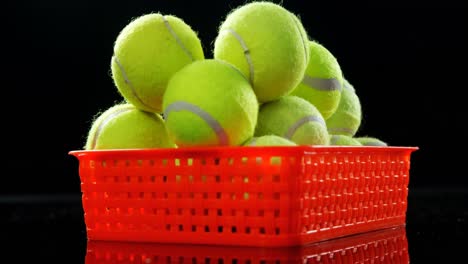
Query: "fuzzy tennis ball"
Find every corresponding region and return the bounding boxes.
[326,79,362,136]
[162,59,258,147]
[255,96,329,145]
[355,137,388,146]
[244,135,297,146]
[213,1,309,103]
[329,135,362,146]
[111,13,205,113]
[290,41,343,119]
[85,104,175,150]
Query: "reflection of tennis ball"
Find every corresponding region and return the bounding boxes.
[326,79,362,136]
[111,13,204,113]
[329,135,362,146]
[85,104,175,150]
[214,1,309,103]
[244,135,296,146]
[291,41,343,119]
[255,96,329,145]
[355,137,388,146]
[162,59,258,147]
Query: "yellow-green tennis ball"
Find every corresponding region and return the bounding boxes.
[85,104,175,150]
[355,137,388,146]
[292,14,311,64]
[255,96,329,145]
[213,2,309,103]
[329,135,362,146]
[111,13,204,113]
[326,79,362,136]
[162,59,258,147]
[244,135,295,167]
[244,135,297,146]
[290,41,343,119]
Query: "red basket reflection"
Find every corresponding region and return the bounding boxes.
[70,145,417,247]
[86,226,409,263]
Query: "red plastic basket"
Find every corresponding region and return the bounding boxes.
[70,145,417,247]
[86,226,409,263]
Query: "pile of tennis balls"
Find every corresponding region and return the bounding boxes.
[84,1,388,150]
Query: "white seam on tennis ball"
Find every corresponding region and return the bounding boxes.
[112,56,158,112]
[343,81,356,92]
[91,105,134,149]
[302,76,342,91]
[290,14,309,64]
[344,81,351,90]
[328,127,355,135]
[223,28,254,86]
[330,135,340,145]
[361,141,386,146]
[162,16,194,61]
[164,101,229,145]
[218,59,250,83]
[284,115,326,140]
[247,137,257,146]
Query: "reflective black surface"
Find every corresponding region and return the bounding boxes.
[3,188,467,263]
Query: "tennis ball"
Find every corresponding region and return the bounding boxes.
[213,1,309,103]
[85,104,175,150]
[290,41,343,119]
[255,96,329,145]
[355,137,388,146]
[244,135,294,176]
[244,135,297,146]
[111,13,204,113]
[326,79,362,136]
[329,135,362,146]
[162,59,258,147]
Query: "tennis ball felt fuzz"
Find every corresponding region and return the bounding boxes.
[162,59,258,147]
[329,135,362,146]
[255,96,329,145]
[111,13,204,113]
[291,41,343,119]
[244,135,297,146]
[214,1,309,103]
[355,137,388,146]
[326,79,362,136]
[85,104,175,150]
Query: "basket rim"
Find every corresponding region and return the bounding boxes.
[69,145,418,158]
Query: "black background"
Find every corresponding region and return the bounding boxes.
[6,0,468,195]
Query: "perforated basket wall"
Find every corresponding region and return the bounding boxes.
[86,226,409,263]
[70,146,417,247]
